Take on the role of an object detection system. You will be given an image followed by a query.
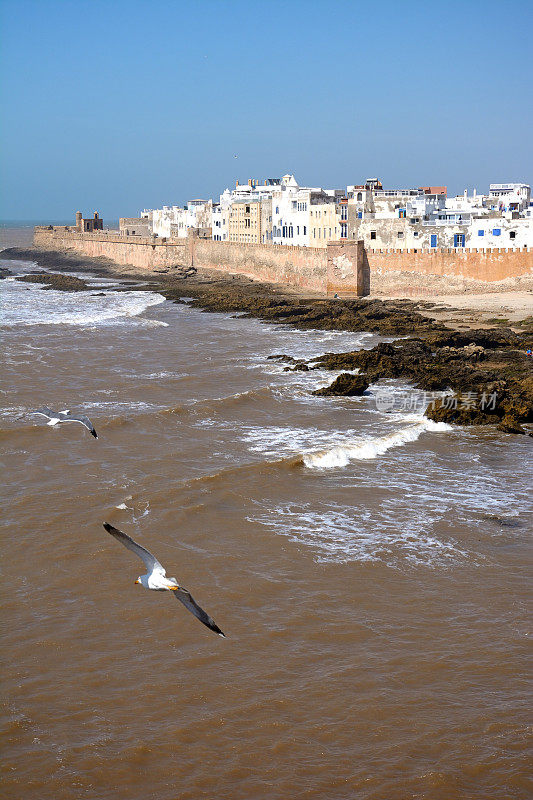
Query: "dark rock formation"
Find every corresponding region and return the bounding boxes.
[314,336,533,432]
[313,373,369,397]
[15,272,90,291]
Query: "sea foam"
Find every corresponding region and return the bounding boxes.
[1,276,166,327]
[303,418,451,469]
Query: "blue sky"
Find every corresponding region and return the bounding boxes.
[1,0,532,220]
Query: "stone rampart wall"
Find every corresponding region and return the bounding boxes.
[33,227,188,270]
[33,227,365,294]
[191,237,329,292]
[32,226,531,296]
[367,246,532,283]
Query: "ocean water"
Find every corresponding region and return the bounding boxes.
[1,243,532,799]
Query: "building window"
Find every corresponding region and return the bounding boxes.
[493,228,501,236]
[303,226,306,235]
[413,231,419,237]
[357,211,363,219]
[397,231,404,238]
[289,226,293,238]
[454,233,465,247]
[297,226,299,235]
[430,234,437,247]
[357,192,362,201]
[510,231,516,239]
[340,223,347,238]
[246,206,250,213]
[275,206,279,214]
[340,206,347,220]
[478,230,484,236]
[398,208,406,218]
[370,231,377,240]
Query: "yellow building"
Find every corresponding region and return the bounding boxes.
[229,199,262,243]
[308,201,341,248]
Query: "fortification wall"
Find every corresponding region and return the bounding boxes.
[33,227,188,270]
[32,226,531,296]
[367,247,532,283]
[32,227,366,294]
[192,237,328,292]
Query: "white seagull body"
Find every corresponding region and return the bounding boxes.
[102,522,225,637]
[34,407,98,438]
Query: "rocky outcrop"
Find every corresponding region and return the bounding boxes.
[15,272,90,291]
[313,334,533,432]
[313,373,369,397]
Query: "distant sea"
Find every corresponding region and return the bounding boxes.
[0,220,120,250]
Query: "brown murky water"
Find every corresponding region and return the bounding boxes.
[1,233,532,799]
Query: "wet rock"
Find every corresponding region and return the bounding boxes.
[284,362,310,372]
[313,373,369,397]
[315,337,533,432]
[267,354,297,363]
[496,416,526,435]
[425,396,500,426]
[15,272,89,291]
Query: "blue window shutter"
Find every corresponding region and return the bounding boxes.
[430,234,437,247]
[493,228,501,236]
[478,230,484,236]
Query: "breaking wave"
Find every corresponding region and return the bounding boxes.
[1,276,166,327]
[303,418,451,469]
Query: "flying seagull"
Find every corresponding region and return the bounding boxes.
[102,523,225,637]
[34,407,98,438]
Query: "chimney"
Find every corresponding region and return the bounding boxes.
[75,211,82,230]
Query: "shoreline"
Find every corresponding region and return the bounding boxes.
[2,245,532,434]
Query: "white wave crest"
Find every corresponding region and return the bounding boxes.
[303,418,451,469]
[1,278,166,327]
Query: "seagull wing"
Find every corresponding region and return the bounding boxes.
[174,586,225,637]
[60,413,98,438]
[102,522,165,575]
[34,407,54,419]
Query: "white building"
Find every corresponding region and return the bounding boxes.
[151,199,214,238]
[152,206,185,238]
[211,204,229,241]
[488,183,531,212]
[270,174,343,247]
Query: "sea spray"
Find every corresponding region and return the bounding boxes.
[303,418,452,469]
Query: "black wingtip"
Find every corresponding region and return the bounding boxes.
[92,431,98,438]
[103,522,113,533]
